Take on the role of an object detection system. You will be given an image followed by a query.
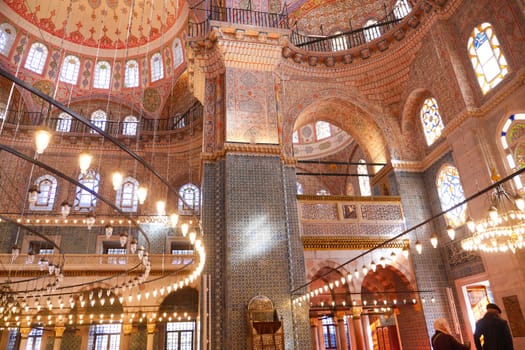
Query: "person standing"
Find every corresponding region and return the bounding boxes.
[431,318,470,350]
[474,303,514,350]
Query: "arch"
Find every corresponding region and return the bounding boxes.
[29,174,58,211]
[435,163,467,227]
[498,112,525,189]
[122,115,138,136]
[24,42,48,74]
[59,55,81,84]
[0,23,17,56]
[178,183,200,215]
[150,52,164,82]
[56,112,73,132]
[124,60,139,88]
[289,96,389,167]
[90,109,107,133]
[93,61,111,89]
[115,176,139,212]
[172,38,184,68]
[74,169,100,211]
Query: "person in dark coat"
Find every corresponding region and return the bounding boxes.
[431,318,470,350]
[474,303,514,350]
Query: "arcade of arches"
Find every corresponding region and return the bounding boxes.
[1,0,525,349]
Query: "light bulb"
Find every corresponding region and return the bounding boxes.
[362,265,368,275]
[446,225,455,240]
[130,238,138,254]
[137,187,148,204]
[415,240,422,254]
[515,195,525,211]
[379,256,386,269]
[466,216,476,232]
[79,152,92,174]
[189,231,197,244]
[430,233,438,248]
[61,201,71,219]
[354,268,359,278]
[156,201,166,215]
[488,206,498,222]
[86,214,95,230]
[112,172,123,191]
[35,129,51,154]
[170,213,179,227]
[181,223,189,236]
[402,246,409,258]
[119,233,128,247]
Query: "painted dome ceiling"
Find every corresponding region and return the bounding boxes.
[2,0,185,54]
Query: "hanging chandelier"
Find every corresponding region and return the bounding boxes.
[461,183,525,253]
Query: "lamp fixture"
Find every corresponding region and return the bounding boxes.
[60,201,71,219]
[446,225,455,240]
[112,172,123,191]
[34,129,51,154]
[415,240,422,254]
[462,183,525,253]
[156,201,166,216]
[137,187,148,205]
[78,152,92,174]
[430,233,438,248]
[86,214,96,230]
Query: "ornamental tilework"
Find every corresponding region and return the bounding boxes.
[361,203,403,221]
[301,222,404,237]
[301,203,338,220]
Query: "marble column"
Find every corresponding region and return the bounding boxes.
[53,326,65,350]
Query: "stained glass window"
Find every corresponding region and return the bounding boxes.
[467,23,508,94]
[94,61,111,89]
[59,55,80,84]
[316,121,331,140]
[178,183,200,214]
[172,38,184,68]
[116,177,139,212]
[124,60,139,88]
[150,52,164,82]
[297,182,304,194]
[420,97,445,146]
[358,159,371,196]
[364,19,380,42]
[29,175,57,211]
[56,112,72,132]
[0,23,16,56]
[24,42,48,74]
[74,170,99,211]
[90,110,107,133]
[436,164,467,227]
[500,113,525,190]
[122,115,138,136]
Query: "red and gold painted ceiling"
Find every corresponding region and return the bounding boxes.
[2,0,185,55]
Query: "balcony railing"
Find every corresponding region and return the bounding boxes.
[290,1,413,52]
[0,102,203,137]
[188,4,289,39]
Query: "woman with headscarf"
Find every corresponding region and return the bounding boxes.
[432,318,471,350]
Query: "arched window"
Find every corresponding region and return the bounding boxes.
[317,189,330,196]
[56,112,73,132]
[74,170,99,211]
[420,97,445,146]
[122,115,138,136]
[467,22,509,94]
[0,23,16,56]
[393,0,411,19]
[116,177,139,212]
[436,164,467,227]
[364,19,380,42]
[178,184,200,214]
[0,102,6,120]
[29,175,57,211]
[124,60,139,88]
[500,113,525,190]
[172,38,184,68]
[59,55,80,84]
[24,42,48,74]
[93,61,111,89]
[315,121,331,140]
[357,159,371,196]
[150,52,164,82]
[90,110,107,133]
[296,182,304,194]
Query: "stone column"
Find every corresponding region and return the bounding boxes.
[146,323,156,350]
[316,321,326,350]
[79,325,90,349]
[351,314,366,350]
[189,19,311,350]
[346,315,360,350]
[310,318,320,350]
[19,327,31,349]
[53,326,65,350]
[335,312,348,350]
[120,323,133,350]
[0,329,10,349]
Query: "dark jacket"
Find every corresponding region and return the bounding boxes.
[431,330,469,350]
[474,312,514,350]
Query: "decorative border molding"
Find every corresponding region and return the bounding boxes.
[302,236,408,250]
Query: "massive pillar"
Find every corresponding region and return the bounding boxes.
[190,19,311,350]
